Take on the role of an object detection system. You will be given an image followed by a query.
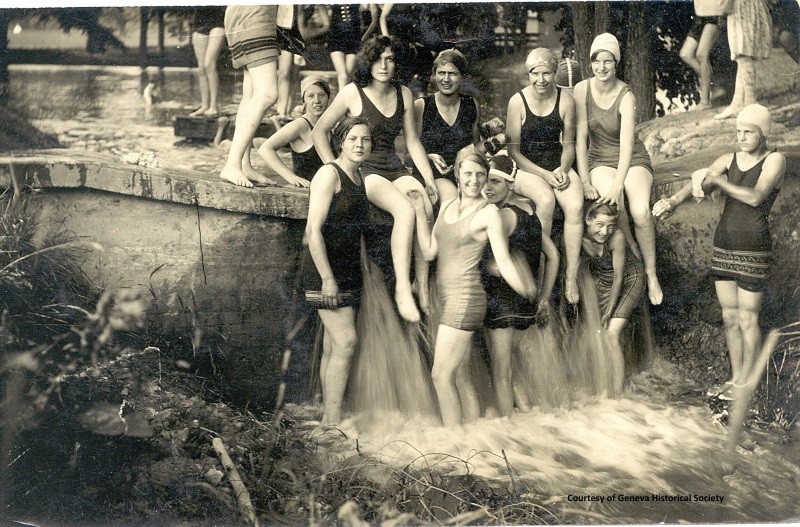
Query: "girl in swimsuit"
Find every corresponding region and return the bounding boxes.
[409,151,537,428]
[653,104,785,401]
[506,47,583,305]
[414,48,482,204]
[312,35,439,323]
[574,33,663,306]
[303,116,373,425]
[190,7,226,117]
[258,76,331,187]
[482,153,560,416]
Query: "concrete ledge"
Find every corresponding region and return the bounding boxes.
[0,149,310,220]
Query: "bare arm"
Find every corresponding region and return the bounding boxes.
[480,207,537,302]
[402,86,438,202]
[652,153,733,218]
[305,167,341,306]
[574,80,598,199]
[604,230,627,325]
[558,91,577,177]
[312,84,358,163]
[540,233,560,303]
[258,118,312,187]
[706,152,786,207]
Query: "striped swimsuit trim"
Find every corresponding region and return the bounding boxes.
[711,247,772,280]
[230,36,278,61]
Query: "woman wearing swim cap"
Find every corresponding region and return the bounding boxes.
[506,47,584,305]
[653,104,786,401]
[574,33,663,306]
[258,76,332,187]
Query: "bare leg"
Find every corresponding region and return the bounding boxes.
[679,35,701,75]
[220,62,278,187]
[317,307,358,425]
[431,325,474,427]
[456,349,480,423]
[394,175,433,314]
[320,328,332,396]
[554,169,584,304]
[486,327,514,417]
[624,166,662,305]
[696,24,719,106]
[203,28,226,115]
[715,280,745,384]
[276,49,294,119]
[514,169,555,235]
[191,32,210,116]
[364,174,421,322]
[736,287,764,383]
[715,56,751,119]
[331,51,350,91]
[606,318,627,394]
[511,329,531,411]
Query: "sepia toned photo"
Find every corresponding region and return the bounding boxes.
[1,2,799,525]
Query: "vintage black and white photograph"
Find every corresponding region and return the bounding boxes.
[1,1,799,525]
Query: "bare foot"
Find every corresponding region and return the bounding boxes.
[243,165,277,186]
[647,273,663,305]
[395,289,420,322]
[203,107,219,116]
[189,107,208,117]
[565,277,580,304]
[220,166,254,188]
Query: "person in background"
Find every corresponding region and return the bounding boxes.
[220,5,280,188]
[714,0,772,119]
[327,4,378,91]
[767,0,799,64]
[679,4,720,111]
[653,104,785,401]
[190,6,227,117]
[257,76,331,187]
[414,48,483,204]
[574,33,663,306]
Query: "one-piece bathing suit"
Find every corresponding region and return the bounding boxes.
[291,117,325,180]
[434,200,489,331]
[418,94,478,185]
[302,162,368,307]
[483,204,542,330]
[583,239,645,320]
[518,88,563,172]
[711,151,780,292]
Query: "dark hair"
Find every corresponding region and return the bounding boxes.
[431,48,468,78]
[590,50,618,64]
[331,116,372,155]
[307,80,331,99]
[585,202,619,222]
[353,35,405,87]
[489,154,515,178]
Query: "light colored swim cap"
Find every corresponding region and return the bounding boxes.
[525,47,558,73]
[590,33,621,63]
[300,75,329,98]
[736,103,771,136]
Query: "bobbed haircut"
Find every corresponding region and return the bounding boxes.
[331,116,372,155]
[432,48,468,77]
[352,35,405,88]
[585,202,619,222]
[455,150,490,178]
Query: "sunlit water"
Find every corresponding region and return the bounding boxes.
[8,64,800,524]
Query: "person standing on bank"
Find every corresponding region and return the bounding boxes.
[574,33,663,305]
[679,1,720,111]
[653,104,785,401]
[303,117,373,425]
[257,76,331,187]
[190,6,226,117]
[312,35,439,322]
[415,48,483,204]
[409,151,537,428]
[506,47,584,305]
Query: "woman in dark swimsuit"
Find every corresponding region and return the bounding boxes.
[414,48,482,203]
[313,35,439,322]
[653,104,785,400]
[303,116,373,425]
[190,6,226,117]
[506,47,583,305]
[410,152,537,428]
[482,153,559,416]
[258,76,331,187]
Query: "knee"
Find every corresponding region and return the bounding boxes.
[629,206,652,227]
[679,48,694,63]
[562,197,583,223]
[696,48,712,64]
[721,308,739,329]
[392,199,415,225]
[330,328,358,355]
[196,65,207,75]
[431,364,454,390]
[204,60,218,72]
[737,310,759,331]
[254,89,278,111]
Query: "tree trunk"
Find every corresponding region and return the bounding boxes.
[0,9,11,83]
[139,7,149,67]
[571,1,594,81]
[593,1,610,35]
[625,2,655,122]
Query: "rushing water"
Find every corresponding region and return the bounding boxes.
[7,64,800,524]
